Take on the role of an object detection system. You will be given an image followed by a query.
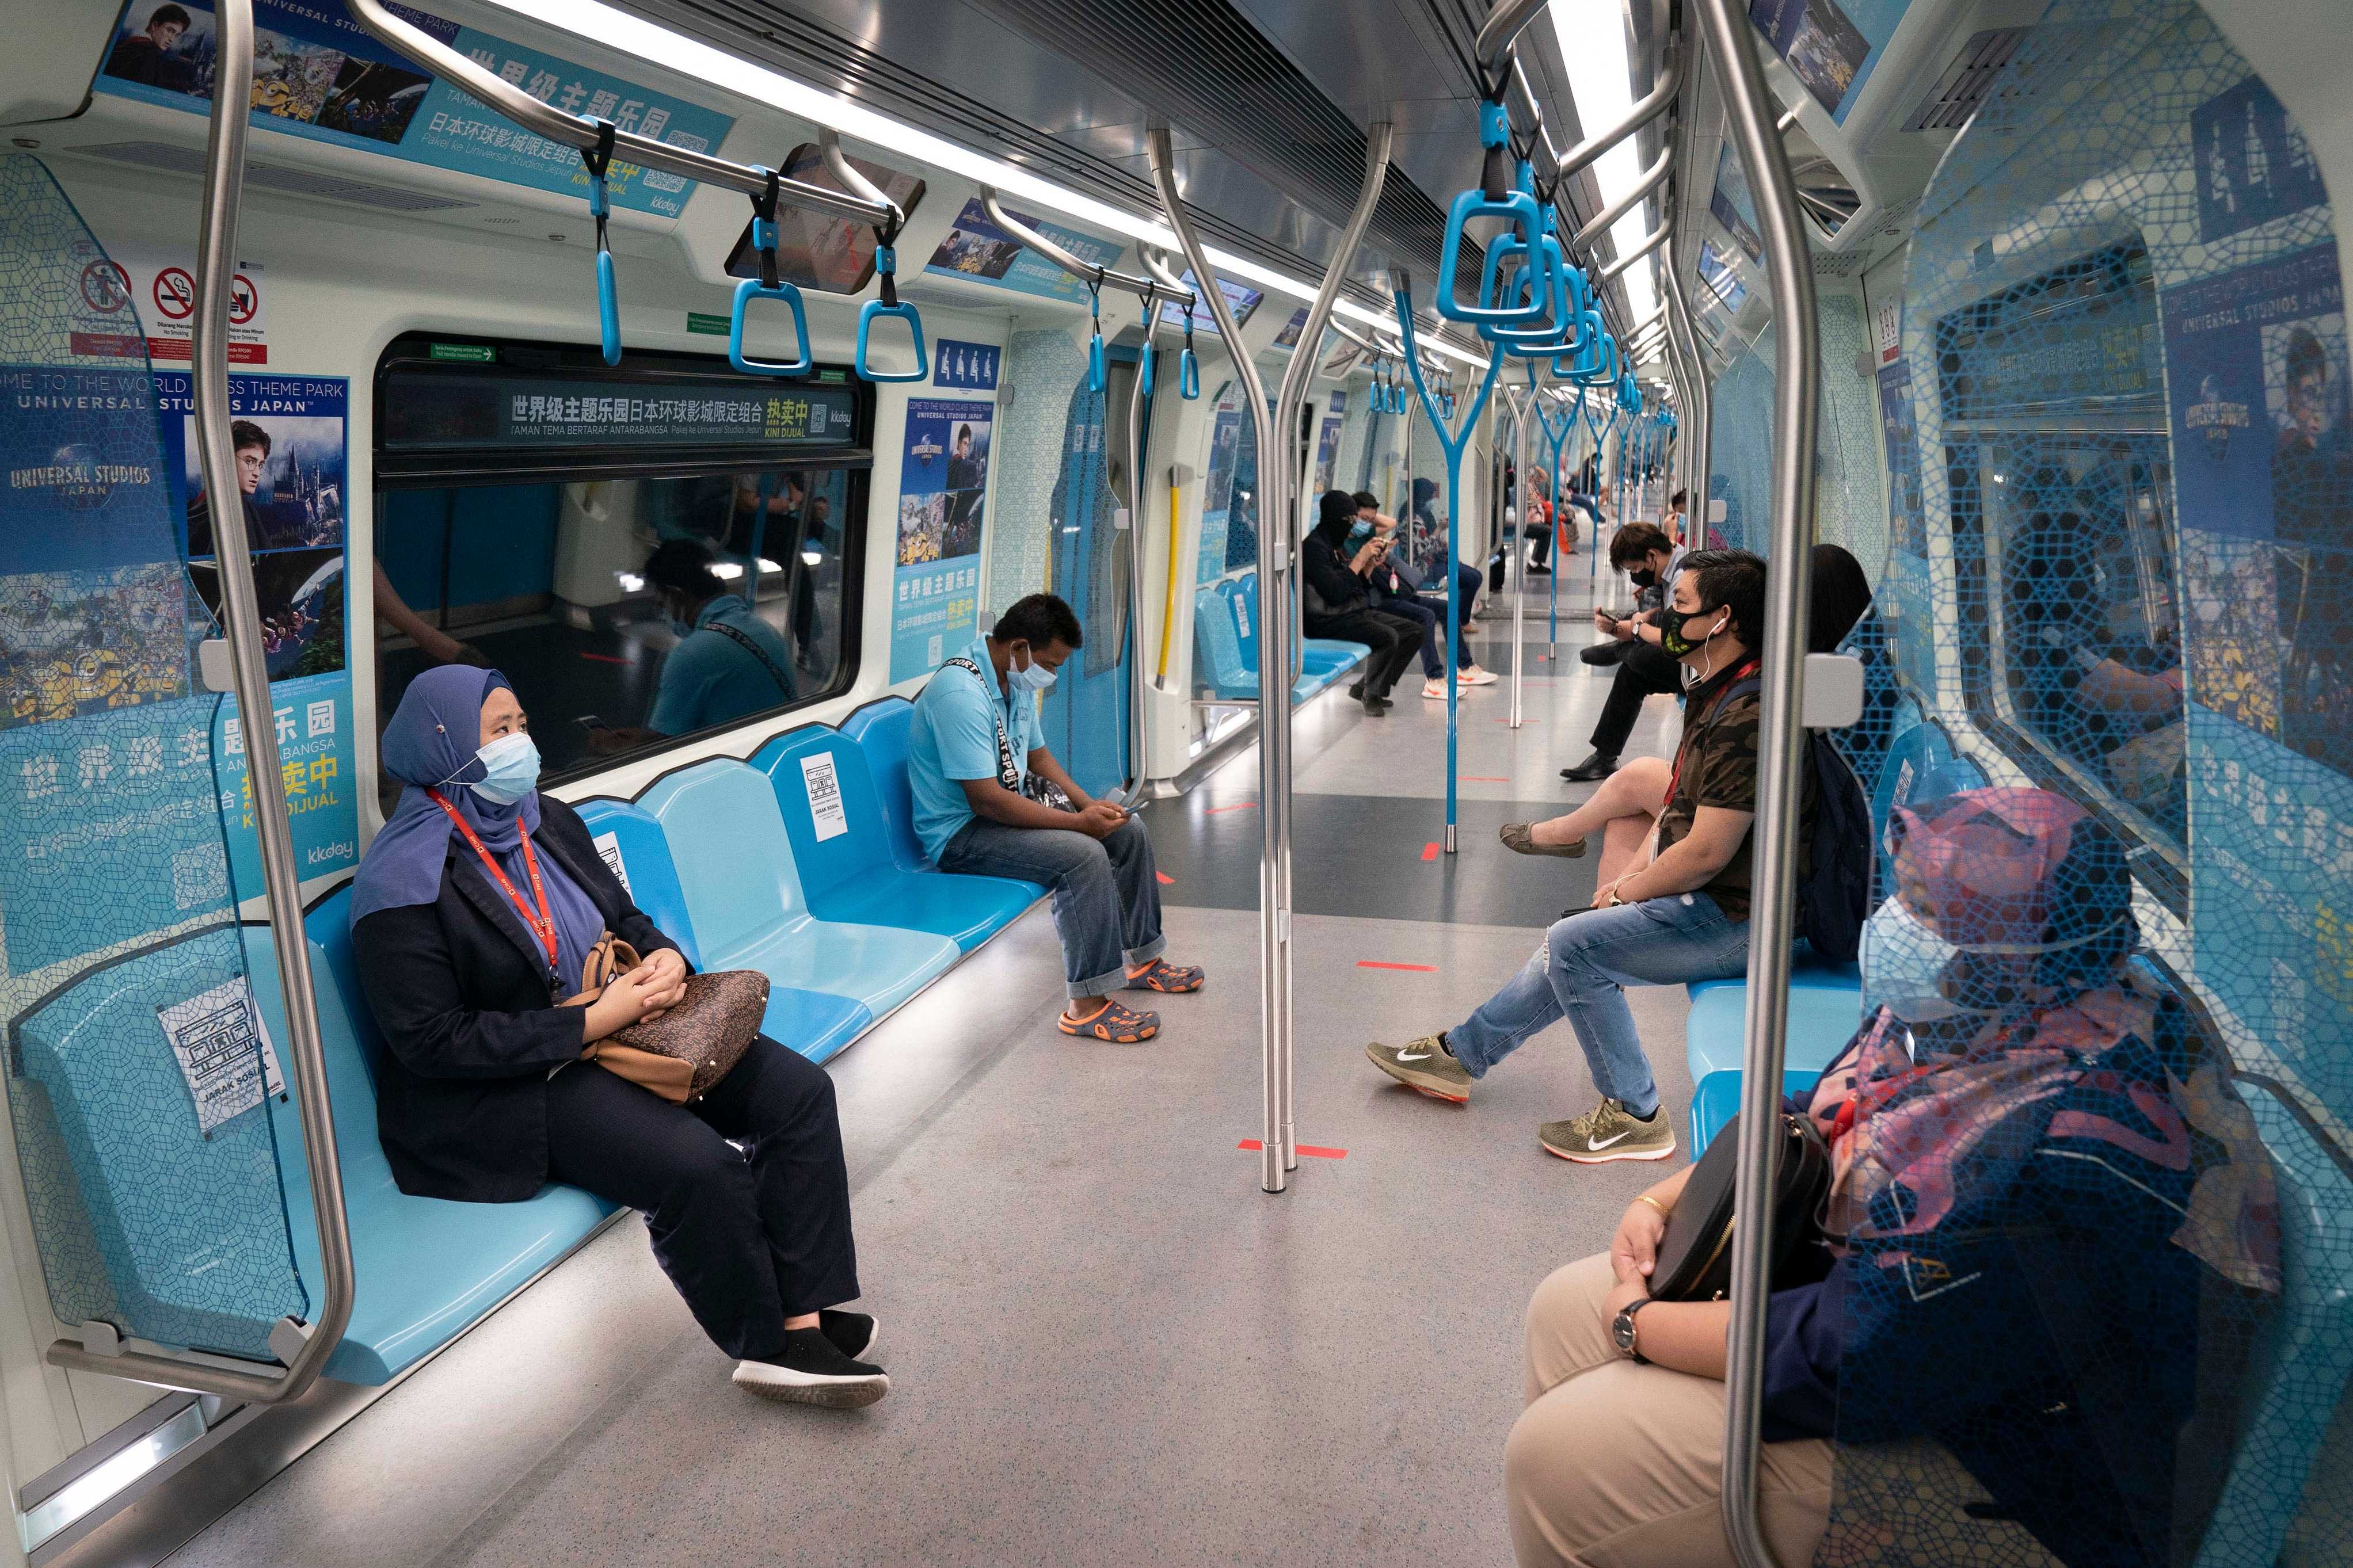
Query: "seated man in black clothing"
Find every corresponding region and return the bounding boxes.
[1562,523,1690,781]
[1302,491,1423,714]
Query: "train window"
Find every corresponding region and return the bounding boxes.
[722,144,925,294]
[1940,241,2189,893]
[373,337,871,786]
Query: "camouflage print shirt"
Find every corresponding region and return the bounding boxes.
[1655,665,1811,922]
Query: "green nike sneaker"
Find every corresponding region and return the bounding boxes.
[1365,1036,1473,1104]
[1539,1098,1677,1163]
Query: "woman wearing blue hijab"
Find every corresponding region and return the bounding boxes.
[351,666,886,1407]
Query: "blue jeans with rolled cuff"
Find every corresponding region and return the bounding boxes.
[1445,891,1750,1117]
[939,814,1166,1000]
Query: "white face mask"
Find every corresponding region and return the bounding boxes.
[1005,645,1057,695]
[1861,894,2135,1023]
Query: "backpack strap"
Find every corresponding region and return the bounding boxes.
[941,655,1022,791]
[706,620,796,700]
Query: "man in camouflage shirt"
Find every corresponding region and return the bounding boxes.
[1368,551,1813,1163]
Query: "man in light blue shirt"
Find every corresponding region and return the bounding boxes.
[908,593,1202,1042]
[641,539,799,739]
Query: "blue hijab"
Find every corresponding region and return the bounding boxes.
[350,667,606,986]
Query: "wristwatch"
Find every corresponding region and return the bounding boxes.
[1612,1298,1653,1364]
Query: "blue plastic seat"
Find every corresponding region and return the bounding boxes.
[753,726,1038,951]
[1194,589,1259,700]
[2194,1079,2353,1567]
[641,760,958,1033]
[1688,1069,1822,1161]
[840,698,930,873]
[572,797,870,1061]
[1685,955,1864,1084]
[261,892,620,1383]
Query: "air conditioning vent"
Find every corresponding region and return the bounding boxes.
[1813,251,1871,277]
[1902,29,2028,133]
[63,140,477,212]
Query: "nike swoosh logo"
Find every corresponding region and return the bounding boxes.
[1587,1130,1632,1150]
[1397,1051,1433,1063]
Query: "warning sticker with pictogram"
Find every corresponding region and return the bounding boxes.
[85,251,272,365]
[153,267,196,322]
[80,260,132,314]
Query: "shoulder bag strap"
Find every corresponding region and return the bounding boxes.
[707,619,796,699]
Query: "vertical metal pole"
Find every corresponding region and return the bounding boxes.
[1663,237,1712,544]
[45,0,358,1405]
[1689,2,1819,1563]
[1121,293,1160,792]
[1508,390,1530,727]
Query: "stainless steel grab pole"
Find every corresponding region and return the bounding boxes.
[978,189,1195,308]
[1508,387,1531,728]
[817,127,905,230]
[1146,128,1282,1192]
[345,0,888,223]
[48,0,357,1404]
[1601,218,1673,284]
[1475,0,1554,80]
[1662,231,1714,537]
[1571,146,1673,252]
[1265,121,1393,1173]
[1689,1,1820,1563]
[1121,284,1161,784]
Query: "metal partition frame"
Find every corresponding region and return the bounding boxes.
[45,0,356,1405]
[1147,124,1393,1191]
[1689,1,1822,1564]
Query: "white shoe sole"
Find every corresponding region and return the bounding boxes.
[1541,1136,1677,1164]
[1365,1043,1470,1104]
[733,1361,890,1408]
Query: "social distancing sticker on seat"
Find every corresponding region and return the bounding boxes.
[592,831,633,894]
[800,753,849,842]
[157,979,286,1138]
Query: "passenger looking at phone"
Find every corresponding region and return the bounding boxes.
[1561,523,1689,780]
[1301,491,1426,714]
[1350,491,1498,699]
[908,594,1204,1043]
[589,539,797,755]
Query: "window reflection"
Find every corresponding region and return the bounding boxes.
[375,467,855,785]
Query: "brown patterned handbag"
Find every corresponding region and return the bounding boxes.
[571,934,768,1104]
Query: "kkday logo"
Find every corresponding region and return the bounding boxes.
[2185,373,2250,461]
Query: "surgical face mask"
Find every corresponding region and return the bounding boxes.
[1862,898,1964,1022]
[1659,604,1727,660]
[467,732,542,806]
[1006,646,1057,695]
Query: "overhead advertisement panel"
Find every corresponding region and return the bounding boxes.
[92,1,735,218]
[1746,0,1915,124]
[924,197,1125,306]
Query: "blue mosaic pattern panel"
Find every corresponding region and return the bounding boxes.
[978,326,1084,619]
[1821,1,2349,1561]
[0,154,306,1357]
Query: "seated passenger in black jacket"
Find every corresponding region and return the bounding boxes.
[1301,490,1426,714]
[349,665,886,1407]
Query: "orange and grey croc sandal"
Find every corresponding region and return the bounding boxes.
[1125,959,1205,994]
[1059,999,1160,1042]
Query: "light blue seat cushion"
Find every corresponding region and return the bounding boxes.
[841,699,930,874]
[1685,956,1864,1084]
[1688,1069,1823,1161]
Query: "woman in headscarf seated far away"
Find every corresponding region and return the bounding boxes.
[349,665,889,1408]
[1501,787,2279,1567]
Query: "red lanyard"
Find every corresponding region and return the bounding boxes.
[1662,658,1761,812]
[428,788,558,976]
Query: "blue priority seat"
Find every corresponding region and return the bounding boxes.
[640,760,958,1034]
[753,726,1038,951]
[1688,1069,1822,1161]
[1685,956,1867,1084]
[260,892,620,1384]
[840,699,929,874]
[1221,575,1363,699]
[572,798,868,1062]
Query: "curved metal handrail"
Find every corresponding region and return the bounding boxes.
[1570,146,1673,252]
[46,0,357,1404]
[977,188,1194,308]
[1690,1,1822,1564]
[344,0,889,224]
[1601,217,1673,284]
[817,128,905,232]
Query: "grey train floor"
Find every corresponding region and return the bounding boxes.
[163,580,1700,1568]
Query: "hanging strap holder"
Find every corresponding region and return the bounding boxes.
[729,166,813,377]
[855,213,928,383]
[581,119,621,365]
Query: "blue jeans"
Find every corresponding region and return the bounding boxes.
[1377,564,1481,678]
[1446,892,1751,1116]
[938,814,1166,1000]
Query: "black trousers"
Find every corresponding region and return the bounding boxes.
[546,1034,858,1361]
[1590,640,1684,758]
[1309,608,1422,699]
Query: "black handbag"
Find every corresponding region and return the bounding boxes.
[1650,1111,1833,1302]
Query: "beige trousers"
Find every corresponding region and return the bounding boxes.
[1505,1254,1834,1567]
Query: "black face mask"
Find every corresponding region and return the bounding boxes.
[1629,569,1658,589]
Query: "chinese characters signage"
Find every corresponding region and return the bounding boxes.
[891,399,992,680]
[379,372,862,452]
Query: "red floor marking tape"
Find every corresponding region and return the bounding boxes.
[1156,871,1174,884]
[1238,1139,1347,1159]
[1463,775,1508,782]
[1357,960,1437,972]
[1421,842,1440,860]
[1206,802,1258,814]
[578,651,627,665]
[1494,716,1538,723]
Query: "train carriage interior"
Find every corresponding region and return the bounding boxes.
[0,0,2348,1563]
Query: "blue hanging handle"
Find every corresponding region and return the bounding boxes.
[855,223,928,383]
[580,121,620,366]
[1436,101,1549,326]
[1178,300,1201,400]
[730,168,812,377]
[1086,275,1107,394]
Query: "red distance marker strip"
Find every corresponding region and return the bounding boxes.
[1421,842,1440,861]
[1357,960,1437,972]
[1156,871,1174,885]
[1463,775,1507,782]
[579,651,627,665]
[1238,1139,1346,1159]
[1206,802,1258,814]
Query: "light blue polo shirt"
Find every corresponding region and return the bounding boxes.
[648,594,797,738]
[908,632,1040,861]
